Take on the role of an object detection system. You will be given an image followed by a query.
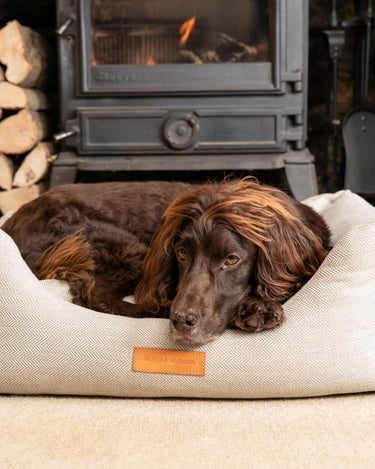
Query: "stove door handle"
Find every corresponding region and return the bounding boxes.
[53,130,77,143]
[56,14,76,39]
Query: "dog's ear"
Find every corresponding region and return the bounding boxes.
[134,190,203,309]
[252,208,328,302]
[134,218,180,310]
[214,180,329,302]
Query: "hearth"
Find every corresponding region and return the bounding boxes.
[54,0,318,200]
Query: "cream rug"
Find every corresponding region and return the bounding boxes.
[0,393,374,468]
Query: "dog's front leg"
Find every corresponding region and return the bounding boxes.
[76,291,169,319]
[230,297,285,332]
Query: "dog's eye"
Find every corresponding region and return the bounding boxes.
[224,255,240,266]
[176,247,187,261]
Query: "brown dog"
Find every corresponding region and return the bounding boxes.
[2,179,330,344]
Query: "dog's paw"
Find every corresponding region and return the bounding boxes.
[231,297,285,332]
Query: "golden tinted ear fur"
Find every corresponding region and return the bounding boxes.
[134,179,329,308]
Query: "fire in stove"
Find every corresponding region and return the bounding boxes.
[180,17,196,46]
[145,16,196,66]
[90,0,269,66]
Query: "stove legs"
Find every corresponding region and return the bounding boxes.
[50,165,78,188]
[49,155,319,203]
[285,163,318,201]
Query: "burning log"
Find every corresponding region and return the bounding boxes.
[0,153,14,191]
[178,32,266,64]
[13,142,56,188]
[178,49,202,64]
[0,82,50,111]
[200,50,220,63]
[0,109,49,154]
[0,20,50,88]
[216,33,259,63]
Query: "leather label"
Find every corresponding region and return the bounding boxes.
[133,347,206,376]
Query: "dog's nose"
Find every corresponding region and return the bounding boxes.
[170,311,199,332]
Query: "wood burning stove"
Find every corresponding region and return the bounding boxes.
[54,0,318,200]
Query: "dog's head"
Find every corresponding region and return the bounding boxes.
[135,180,328,345]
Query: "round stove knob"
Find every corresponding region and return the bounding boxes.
[163,113,199,150]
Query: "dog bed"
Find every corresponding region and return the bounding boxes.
[0,190,374,398]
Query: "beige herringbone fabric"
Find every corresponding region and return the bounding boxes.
[0,221,374,398]
[304,189,375,245]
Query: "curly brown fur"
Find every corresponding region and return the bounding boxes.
[2,179,330,344]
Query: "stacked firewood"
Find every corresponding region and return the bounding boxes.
[0,20,55,214]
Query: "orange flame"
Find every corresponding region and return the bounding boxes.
[147,56,155,65]
[180,17,195,46]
